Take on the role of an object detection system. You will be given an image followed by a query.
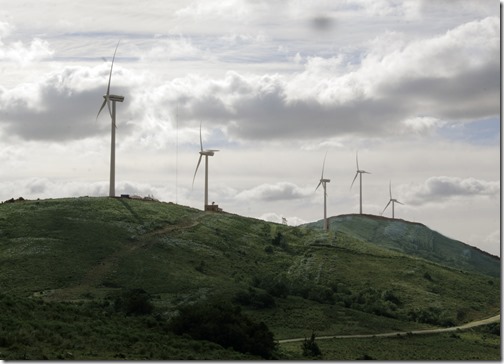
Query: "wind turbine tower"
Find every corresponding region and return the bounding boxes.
[350,152,370,214]
[97,41,124,198]
[316,153,331,231]
[192,123,219,210]
[381,181,404,219]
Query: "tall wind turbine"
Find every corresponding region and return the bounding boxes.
[97,41,124,198]
[315,153,330,231]
[350,152,370,214]
[192,123,219,210]
[381,181,403,219]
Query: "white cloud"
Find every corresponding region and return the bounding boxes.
[141,35,214,62]
[0,178,174,203]
[236,182,312,202]
[258,212,307,226]
[175,0,252,23]
[0,21,53,64]
[400,176,499,206]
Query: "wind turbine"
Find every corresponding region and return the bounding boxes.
[192,123,219,210]
[315,152,330,231]
[97,41,124,198]
[381,181,403,219]
[350,152,370,214]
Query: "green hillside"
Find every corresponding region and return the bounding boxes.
[0,197,500,360]
[305,214,500,277]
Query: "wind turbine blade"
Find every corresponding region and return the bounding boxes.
[350,172,359,189]
[321,152,327,179]
[97,41,119,120]
[192,154,203,188]
[106,41,120,97]
[315,180,322,192]
[96,98,107,120]
[199,122,203,152]
[381,200,391,216]
[105,41,120,119]
[389,181,392,200]
[396,200,404,205]
[356,151,359,171]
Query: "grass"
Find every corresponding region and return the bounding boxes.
[280,328,501,360]
[0,197,500,359]
[306,214,500,277]
[0,293,256,360]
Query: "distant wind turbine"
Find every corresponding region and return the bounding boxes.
[381,181,404,219]
[350,151,370,214]
[97,41,124,198]
[315,152,330,231]
[192,123,219,210]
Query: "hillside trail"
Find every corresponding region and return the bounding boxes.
[43,212,207,301]
[277,314,500,343]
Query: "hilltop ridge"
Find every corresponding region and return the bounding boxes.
[0,197,500,359]
[304,213,499,277]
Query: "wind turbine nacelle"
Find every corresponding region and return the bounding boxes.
[105,94,125,102]
[201,149,219,157]
[321,178,331,183]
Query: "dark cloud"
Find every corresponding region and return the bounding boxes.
[0,69,134,141]
[402,176,499,206]
[380,61,500,122]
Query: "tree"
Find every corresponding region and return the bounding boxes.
[114,288,153,315]
[170,301,277,359]
[301,331,322,358]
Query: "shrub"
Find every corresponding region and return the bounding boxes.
[234,288,276,309]
[307,285,335,304]
[271,232,283,246]
[301,332,322,358]
[423,272,433,281]
[114,288,154,316]
[170,301,277,359]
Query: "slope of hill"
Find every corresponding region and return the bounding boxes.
[304,214,500,277]
[0,197,500,359]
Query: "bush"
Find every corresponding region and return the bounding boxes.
[114,288,154,316]
[301,332,322,358]
[252,275,289,298]
[423,272,433,281]
[234,288,276,309]
[170,301,277,359]
[264,246,274,254]
[307,285,334,304]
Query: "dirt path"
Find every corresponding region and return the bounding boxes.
[277,314,500,343]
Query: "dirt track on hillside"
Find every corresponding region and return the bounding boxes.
[277,314,500,343]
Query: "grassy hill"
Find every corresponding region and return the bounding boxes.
[0,197,500,360]
[304,214,500,277]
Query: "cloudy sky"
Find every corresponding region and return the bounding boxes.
[0,1,500,256]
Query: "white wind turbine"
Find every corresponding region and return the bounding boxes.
[381,181,404,219]
[350,151,370,214]
[97,41,124,198]
[192,123,219,210]
[315,152,330,231]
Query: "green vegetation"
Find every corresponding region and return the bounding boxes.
[281,326,501,360]
[170,300,277,359]
[305,214,500,277]
[0,292,255,360]
[0,197,499,359]
[301,332,322,358]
